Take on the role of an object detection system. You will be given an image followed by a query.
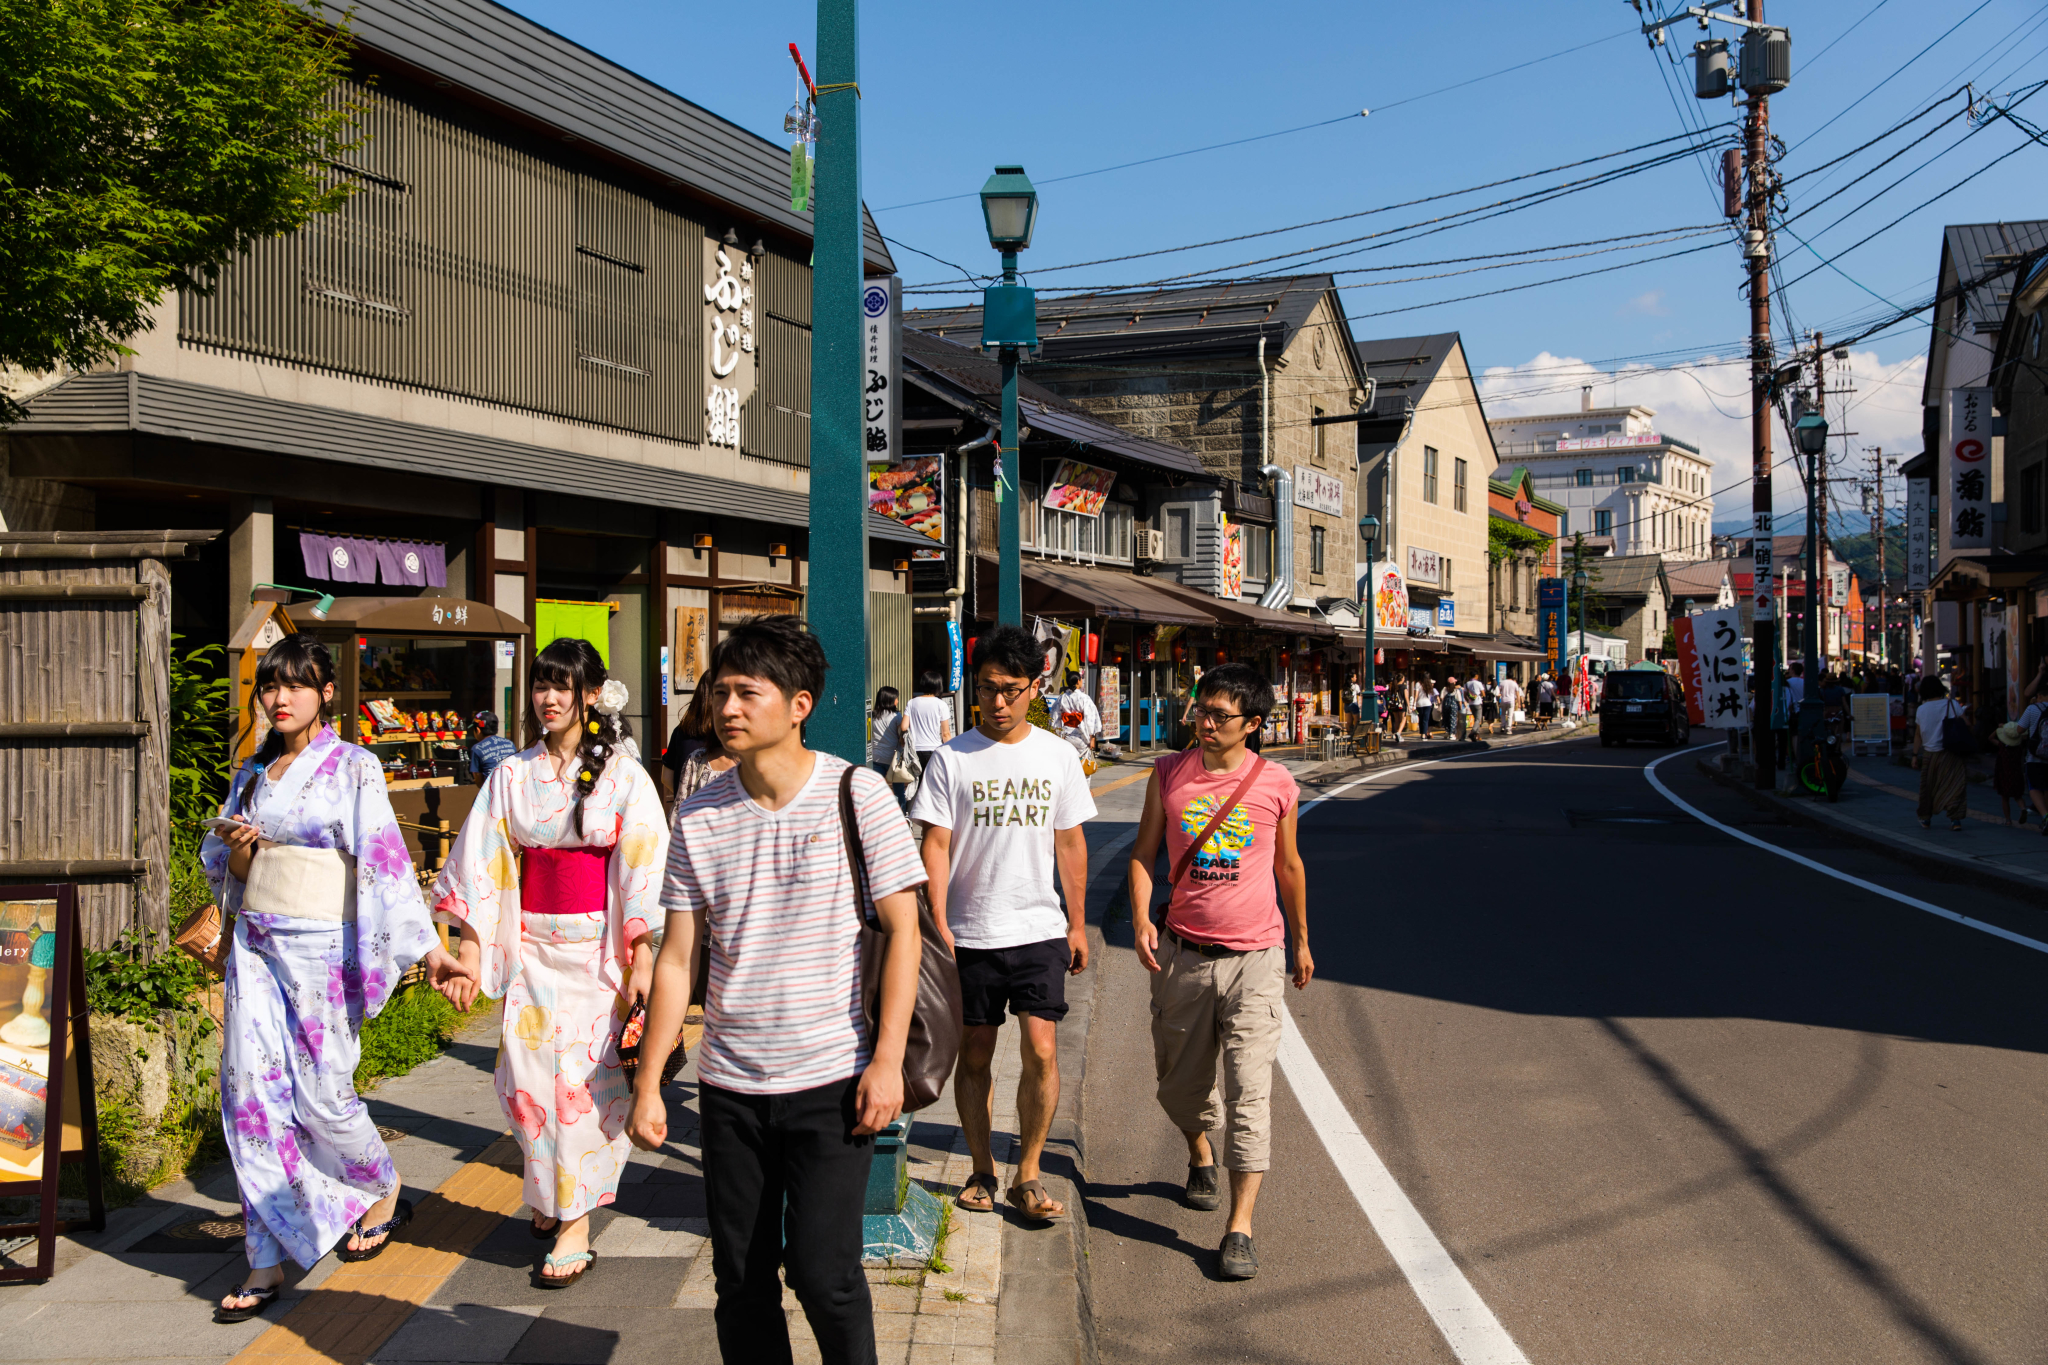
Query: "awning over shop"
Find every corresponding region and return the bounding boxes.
[974,555,1216,626]
[300,597,530,637]
[1450,632,1549,661]
[1345,630,1449,652]
[1143,577,1336,637]
[1932,552,2048,595]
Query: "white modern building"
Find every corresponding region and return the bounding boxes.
[1488,395,1714,562]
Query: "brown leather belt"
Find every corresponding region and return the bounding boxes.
[1166,927,1246,959]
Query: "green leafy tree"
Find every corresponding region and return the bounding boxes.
[0,0,357,414]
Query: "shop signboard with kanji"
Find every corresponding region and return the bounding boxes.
[1673,607,1745,727]
[1537,577,1565,673]
[1941,387,1991,552]
[1906,475,1931,590]
[1293,466,1345,516]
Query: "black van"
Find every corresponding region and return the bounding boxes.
[1598,667,1691,747]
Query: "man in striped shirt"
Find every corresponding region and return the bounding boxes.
[629,616,926,1365]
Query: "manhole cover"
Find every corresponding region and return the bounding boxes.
[377,1126,408,1142]
[166,1217,245,1242]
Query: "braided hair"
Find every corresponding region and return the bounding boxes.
[524,637,630,820]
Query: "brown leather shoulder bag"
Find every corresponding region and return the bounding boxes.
[838,765,963,1113]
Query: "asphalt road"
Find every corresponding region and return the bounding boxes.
[1081,737,2048,1364]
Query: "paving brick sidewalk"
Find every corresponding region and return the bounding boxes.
[1700,746,2048,893]
[0,759,1172,1365]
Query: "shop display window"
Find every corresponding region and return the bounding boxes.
[356,636,502,787]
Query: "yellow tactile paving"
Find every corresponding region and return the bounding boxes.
[227,1134,527,1365]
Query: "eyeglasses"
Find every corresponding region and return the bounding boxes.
[975,682,1032,703]
[1189,704,1249,726]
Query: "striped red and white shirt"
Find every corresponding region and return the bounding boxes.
[661,754,925,1095]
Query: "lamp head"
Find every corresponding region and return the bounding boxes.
[309,593,334,621]
[1358,514,1381,537]
[1794,411,1828,457]
[979,165,1039,251]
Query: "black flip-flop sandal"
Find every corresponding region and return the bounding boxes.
[335,1197,413,1263]
[530,1214,560,1241]
[214,1284,280,1324]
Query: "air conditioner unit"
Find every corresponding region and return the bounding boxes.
[1133,528,1165,560]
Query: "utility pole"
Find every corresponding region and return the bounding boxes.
[1802,334,1823,724]
[1636,0,1790,783]
[1870,448,1887,668]
[808,0,867,762]
[1745,2,1778,789]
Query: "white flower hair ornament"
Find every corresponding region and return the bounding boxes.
[594,679,630,717]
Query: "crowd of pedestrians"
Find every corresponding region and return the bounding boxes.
[199,618,1317,1358]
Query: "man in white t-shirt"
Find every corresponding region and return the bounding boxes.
[912,625,1095,1225]
[904,671,954,768]
[631,616,926,1365]
[1050,670,1101,757]
[1498,675,1523,733]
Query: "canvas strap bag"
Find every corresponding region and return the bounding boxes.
[1155,754,1267,922]
[838,766,963,1113]
[1939,700,1978,757]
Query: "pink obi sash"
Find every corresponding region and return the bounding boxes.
[520,845,608,914]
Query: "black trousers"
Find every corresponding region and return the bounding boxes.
[700,1076,875,1365]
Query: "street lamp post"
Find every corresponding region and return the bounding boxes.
[978,166,1040,627]
[1359,515,1380,738]
[1573,568,1589,715]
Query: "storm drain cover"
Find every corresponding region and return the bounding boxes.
[166,1216,245,1242]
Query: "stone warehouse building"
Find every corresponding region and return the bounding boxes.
[908,275,1372,615]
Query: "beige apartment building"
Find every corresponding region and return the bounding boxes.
[1356,334,1499,642]
[908,274,1371,614]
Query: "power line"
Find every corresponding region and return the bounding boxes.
[1015,129,1724,276]
[1787,0,2000,155]
[873,27,1645,214]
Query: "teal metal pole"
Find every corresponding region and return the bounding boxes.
[998,251,1022,627]
[810,0,867,762]
[1362,541,1377,730]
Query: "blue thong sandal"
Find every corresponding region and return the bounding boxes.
[533,1249,595,1289]
[213,1283,280,1324]
[335,1197,413,1263]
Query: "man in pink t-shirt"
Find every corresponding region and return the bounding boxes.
[1127,663,1311,1281]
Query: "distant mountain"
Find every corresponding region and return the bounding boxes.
[1828,524,1908,592]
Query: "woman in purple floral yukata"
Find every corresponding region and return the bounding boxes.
[201,636,471,1324]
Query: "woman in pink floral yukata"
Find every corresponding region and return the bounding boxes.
[431,637,668,1288]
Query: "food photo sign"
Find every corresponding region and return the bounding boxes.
[1042,459,1117,518]
[0,885,105,1283]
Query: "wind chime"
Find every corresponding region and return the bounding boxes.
[785,44,819,211]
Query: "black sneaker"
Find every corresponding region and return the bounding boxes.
[1184,1164,1221,1211]
[1218,1231,1258,1280]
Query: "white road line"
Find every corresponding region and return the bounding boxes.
[1644,746,2048,957]
[1278,1014,1532,1365]
[1278,747,1534,1364]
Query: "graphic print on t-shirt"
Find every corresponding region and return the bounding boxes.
[1180,794,1255,882]
[972,777,1053,827]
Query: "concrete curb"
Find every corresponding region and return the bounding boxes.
[1297,720,1602,785]
[1694,757,2048,898]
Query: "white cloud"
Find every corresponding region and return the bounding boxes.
[1619,291,1670,317]
[1477,349,1927,526]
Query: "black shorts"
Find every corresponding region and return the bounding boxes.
[955,937,1071,1028]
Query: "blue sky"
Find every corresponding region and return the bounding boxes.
[503,0,2047,523]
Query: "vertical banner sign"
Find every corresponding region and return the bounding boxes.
[1750,513,1775,621]
[1943,387,1991,552]
[945,618,963,695]
[1098,666,1122,740]
[702,241,757,449]
[1675,608,1745,727]
[1537,577,1565,673]
[861,277,901,464]
[1906,475,1931,590]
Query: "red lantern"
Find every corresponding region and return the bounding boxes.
[1085,631,1100,664]
[1172,639,1186,662]
[965,635,977,668]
